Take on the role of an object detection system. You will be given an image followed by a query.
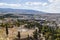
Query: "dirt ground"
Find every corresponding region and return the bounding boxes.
[0,27,35,40]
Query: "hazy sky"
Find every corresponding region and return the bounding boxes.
[0,0,60,13]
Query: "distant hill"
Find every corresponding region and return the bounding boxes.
[0,8,46,14]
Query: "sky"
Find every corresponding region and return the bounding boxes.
[0,0,60,13]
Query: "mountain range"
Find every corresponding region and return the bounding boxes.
[0,8,46,14]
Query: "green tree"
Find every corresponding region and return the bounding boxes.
[33,29,38,40]
[27,35,30,40]
[38,24,42,33]
[17,31,21,40]
[5,24,9,36]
